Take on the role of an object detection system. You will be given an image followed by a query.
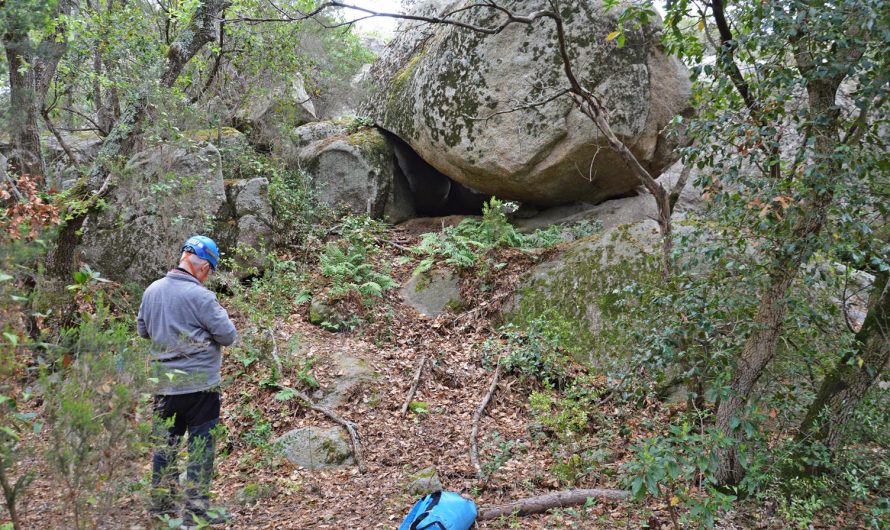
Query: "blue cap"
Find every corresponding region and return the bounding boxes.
[181,235,220,270]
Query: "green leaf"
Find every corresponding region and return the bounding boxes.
[275,388,297,401]
[606,30,620,41]
[645,474,660,496]
[0,273,13,282]
[408,401,429,414]
[0,426,20,441]
[3,332,18,348]
[631,476,644,497]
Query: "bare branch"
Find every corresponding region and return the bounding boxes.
[41,109,78,167]
[463,89,570,121]
[470,359,501,478]
[668,163,693,211]
[290,389,366,473]
[61,107,109,137]
[400,356,427,416]
[0,155,25,202]
[225,0,556,36]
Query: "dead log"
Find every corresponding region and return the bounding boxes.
[470,360,501,477]
[477,488,631,520]
[400,356,427,416]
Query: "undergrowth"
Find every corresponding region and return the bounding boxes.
[413,198,600,273]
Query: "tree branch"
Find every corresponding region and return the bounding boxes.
[710,0,756,112]
[470,360,501,477]
[710,0,781,180]
[668,163,692,210]
[0,154,25,202]
[61,107,109,137]
[400,356,428,416]
[42,108,78,166]
[225,0,556,36]
[463,88,570,121]
[291,389,366,473]
[189,9,227,104]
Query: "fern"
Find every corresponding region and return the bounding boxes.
[412,198,601,273]
[318,216,397,304]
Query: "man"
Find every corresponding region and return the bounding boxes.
[137,235,237,524]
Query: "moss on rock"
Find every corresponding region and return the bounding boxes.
[506,221,661,363]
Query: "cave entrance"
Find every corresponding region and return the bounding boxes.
[384,131,491,217]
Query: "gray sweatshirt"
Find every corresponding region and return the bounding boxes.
[137,268,237,395]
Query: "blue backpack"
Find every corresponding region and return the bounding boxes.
[398,491,477,530]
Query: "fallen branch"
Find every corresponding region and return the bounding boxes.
[477,488,631,520]
[375,236,414,253]
[291,389,366,473]
[470,359,501,477]
[400,356,428,416]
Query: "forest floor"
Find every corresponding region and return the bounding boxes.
[8,223,856,530]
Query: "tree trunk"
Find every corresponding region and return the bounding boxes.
[4,40,45,179]
[713,264,798,484]
[2,0,73,181]
[799,271,889,453]
[709,11,849,476]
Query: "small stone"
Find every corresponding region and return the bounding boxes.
[400,268,462,317]
[406,466,443,496]
[275,426,354,469]
[236,482,275,506]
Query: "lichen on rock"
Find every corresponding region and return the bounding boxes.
[361,0,692,206]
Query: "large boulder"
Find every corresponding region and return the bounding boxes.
[291,122,415,222]
[507,165,700,361]
[43,132,103,191]
[507,219,662,362]
[78,143,227,285]
[223,176,277,272]
[362,0,692,206]
[513,159,702,233]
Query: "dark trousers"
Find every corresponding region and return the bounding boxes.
[151,390,221,506]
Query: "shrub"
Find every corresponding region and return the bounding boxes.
[490,319,573,389]
[220,142,330,250]
[623,420,737,529]
[40,298,152,529]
